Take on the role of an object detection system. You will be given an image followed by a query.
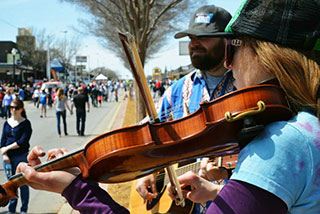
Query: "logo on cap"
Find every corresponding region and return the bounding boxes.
[194,13,213,24]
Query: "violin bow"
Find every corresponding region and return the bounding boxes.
[118,32,186,207]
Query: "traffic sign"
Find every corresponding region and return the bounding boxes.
[76,56,87,63]
[16,59,22,65]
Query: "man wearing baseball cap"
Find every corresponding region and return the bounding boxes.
[156,5,235,121]
[136,5,235,213]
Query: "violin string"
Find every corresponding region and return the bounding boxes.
[155,101,203,121]
[155,162,201,182]
[146,101,204,183]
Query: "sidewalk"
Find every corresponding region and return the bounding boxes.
[58,96,134,214]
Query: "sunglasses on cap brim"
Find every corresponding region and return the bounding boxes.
[225,38,242,67]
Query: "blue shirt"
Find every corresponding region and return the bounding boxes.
[231,111,320,213]
[0,119,32,157]
[39,93,47,105]
[19,88,24,100]
[3,94,13,106]
[156,69,235,122]
[203,73,224,96]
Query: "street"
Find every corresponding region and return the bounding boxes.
[0,93,125,214]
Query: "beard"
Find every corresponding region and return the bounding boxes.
[190,53,224,71]
[189,39,225,71]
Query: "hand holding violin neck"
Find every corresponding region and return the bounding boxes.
[0,149,87,206]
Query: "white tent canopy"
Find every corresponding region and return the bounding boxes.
[95,73,108,80]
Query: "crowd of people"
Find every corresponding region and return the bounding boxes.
[149,79,173,99]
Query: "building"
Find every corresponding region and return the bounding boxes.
[0,28,48,84]
[16,28,46,79]
[166,64,194,80]
[17,28,36,54]
[0,41,34,84]
[152,67,162,80]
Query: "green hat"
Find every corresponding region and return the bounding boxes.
[174,5,232,39]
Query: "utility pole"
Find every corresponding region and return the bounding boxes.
[11,48,17,83]
[61,30,68,82]
[46,47,51,81]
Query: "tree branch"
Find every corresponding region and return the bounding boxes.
[150,0,183,32]
[120,0,136,34]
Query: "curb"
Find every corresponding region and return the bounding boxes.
[57,97,128,214]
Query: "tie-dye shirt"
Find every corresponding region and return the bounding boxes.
[156,69,235,122]
[231,110,320,213]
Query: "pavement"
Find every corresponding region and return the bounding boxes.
[57,95,130,214]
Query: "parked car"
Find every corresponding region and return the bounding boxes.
[41,81,64,91]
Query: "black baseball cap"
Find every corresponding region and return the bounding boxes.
[205,0,320,52]
[174,5,232,39]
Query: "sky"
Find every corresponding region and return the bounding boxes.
[0,0,243,78]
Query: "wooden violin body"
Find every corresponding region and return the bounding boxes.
[83,84,291,183]
[0,84,292,206]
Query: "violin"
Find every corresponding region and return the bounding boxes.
[0,83,292,206]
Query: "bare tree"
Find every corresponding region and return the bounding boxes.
[60,0,206,120]
[22,28,55,79]
[32,28,81,80]
[91,67,119,80]
[32,28,55,51]
[51,35,81,80]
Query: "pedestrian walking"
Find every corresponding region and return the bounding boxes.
[3,90,13,119]
[55,88,72,137]
[97,88,103,107]
[71,87,90,136]
[91,86,98,107]
[0,88,4,118]
[18,87,24,101]
[47,88,53,109]
[113,85,118,102]
[32,86,40,108]
[0,99,32,214]
[103,85,109,102]
[38,89,48,118]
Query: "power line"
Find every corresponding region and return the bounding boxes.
[0,17,18,29]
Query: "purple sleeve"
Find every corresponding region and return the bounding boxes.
[62,175,129,214]
[207,179,287,214]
